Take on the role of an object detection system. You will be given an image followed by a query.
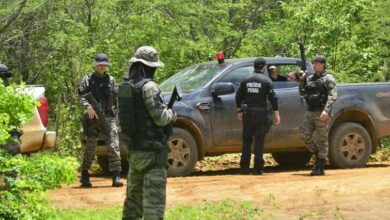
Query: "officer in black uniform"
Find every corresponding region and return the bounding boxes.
[235,58,281,175]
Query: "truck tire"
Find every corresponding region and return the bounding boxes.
[97,156,129,175]
[167,127,198,177]
[329,122,371,168]
[272,152,312,167]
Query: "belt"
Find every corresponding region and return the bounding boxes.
[248,107,267,112]
[130,139,166,152]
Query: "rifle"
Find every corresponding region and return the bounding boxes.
[167,86,181,109]
[298,42,308,96]
[82,92,111,135]
[299,42,307,72]
[163,86,181,138]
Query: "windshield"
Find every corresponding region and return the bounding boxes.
[160,63,223,93]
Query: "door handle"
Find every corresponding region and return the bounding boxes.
[197,102,210,112]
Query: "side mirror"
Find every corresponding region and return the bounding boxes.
[211,82,235,97]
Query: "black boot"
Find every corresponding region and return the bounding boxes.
[253,170,263,175]
[240,168,250,174]
[112,171,123,187]
[310,152,319,175]
[80,170,92,187]
[310,159,325,176]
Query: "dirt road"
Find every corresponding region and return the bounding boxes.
[50,163,390,219]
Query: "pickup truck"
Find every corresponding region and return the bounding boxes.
[87,57,390,177]
[19,85,56,153]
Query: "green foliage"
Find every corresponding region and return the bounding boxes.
[0,82,36,145]
[166,199,261,220]
[381,138,390,152]
[49,199,263,220]
[0,151,79,220]
[0,0,388,154]
[251,0,389,83]
[49,206,123,220]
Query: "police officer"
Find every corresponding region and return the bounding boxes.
[235,58,280,175]
[299,55,337,176]
[0,63,13,86]
[78,53,123,187]
[121,46,176,219]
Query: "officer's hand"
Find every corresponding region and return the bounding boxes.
[274,111,281,125]
[299,70,307,81]
[320,111,329,121]
[237,112,243,121]
[87,105,98,119]
[171,109,177,122]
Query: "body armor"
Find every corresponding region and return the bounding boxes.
[118,79,166,151]
[304,73,329,111]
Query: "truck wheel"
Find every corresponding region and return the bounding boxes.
[329,122,371,168]
[97,156,110,175]
[272,152,312,167]
[167,127,198,177]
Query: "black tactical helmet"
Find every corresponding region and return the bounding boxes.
[0,63,12,78]
[254,57,267,69]
[93,53,111,66]
[312,55,326,64]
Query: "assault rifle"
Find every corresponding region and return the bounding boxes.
[167,86,181,109]
[163,86,181,138]
[82,92,111,135]
[299,42,307,72]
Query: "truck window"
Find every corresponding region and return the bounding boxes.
[267,64,301,89]
[219,66,254,89]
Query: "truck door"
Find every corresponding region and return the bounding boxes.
[266,64,307,149]
[208,65,273,151]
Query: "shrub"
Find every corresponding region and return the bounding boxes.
[0,82,79,219]
[0,151,79,219]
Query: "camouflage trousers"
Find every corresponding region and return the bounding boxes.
[122,151,167,220]
[81,116,121,172]
[299,111,330,161]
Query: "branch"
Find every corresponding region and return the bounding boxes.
[0,0,28,35]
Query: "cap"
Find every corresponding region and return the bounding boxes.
[312,55,326,64]
[254,57,267,69]
[129,46,164,68]
[93,53,111,66]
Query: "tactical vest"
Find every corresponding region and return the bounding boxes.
[304,73,329,111]
[85,73,114,115]
[118,79,166,151]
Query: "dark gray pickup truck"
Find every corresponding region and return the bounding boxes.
[86,57,390,177]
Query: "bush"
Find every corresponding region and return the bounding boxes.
[0,82,79,219]
[0,82,37,145]
[381,138,390,152]
[0,151,79,219]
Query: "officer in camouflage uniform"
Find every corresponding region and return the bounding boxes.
[299,55,337,176]
[120,46,176,220]
[78,53,123,187]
